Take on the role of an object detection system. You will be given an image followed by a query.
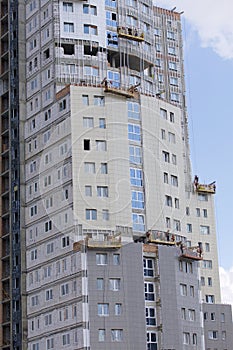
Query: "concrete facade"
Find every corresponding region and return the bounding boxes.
[0,0,230,349]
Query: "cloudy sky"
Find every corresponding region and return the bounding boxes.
[156,0,233,308]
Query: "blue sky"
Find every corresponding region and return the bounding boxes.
[184,29,233,270]
[156,0,233,305]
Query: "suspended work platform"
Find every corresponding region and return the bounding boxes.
[104,85,139,98]
[194,176,216,194]
[196,183,216,194]
[117,27,144,42]
[73,235,122,251]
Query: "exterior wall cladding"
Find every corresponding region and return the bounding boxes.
[0,0,232,349]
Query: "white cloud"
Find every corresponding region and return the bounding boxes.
[219,266,233,308]
[155,0,233,59]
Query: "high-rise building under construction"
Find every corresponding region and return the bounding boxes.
[0,1,232,349]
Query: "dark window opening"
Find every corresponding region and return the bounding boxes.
[61,43,75,55]
[84,139,90,150]
[84,44,98,56]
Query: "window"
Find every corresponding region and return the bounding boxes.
[203,260,212,269]
[145,282,155,301]
[200,225,210,235]
[222,331,226,340]
[198,193,208,201]
[166,217,171,228]
[174,198,179,209]
[132,191,144,209]
[83,139,90,150]
[96,253,107,265]
[132,213,145,231]
[63,2,73,12]
[62,333,70,346]
[171,175,178,186]
[180,284,187,296]
[111,329,123,342]
[168,61,177,71]
[96,278,104,290]
[146,307,156,326]
[128,124,141,141]
[44,313,52,326]
[109,278,120,291]
[45,289,53,301]
[85,186,92,197]
[32,343,39,350]
[83,117,94,128]
[190,286,194,297]
[168,132,176,143]
[82,95,89,105]
[99,118,106,129]
[161,129,166,140]
[221,313,225,322]
[97,186,108,197]
[147,332,157,349]
[203,209,208,217]
[106,10,117,27]
[84,162,95,174]
[187,223,192,233]
[83,4,97,15]
[167,30,175,40]
[45,220,52,232]
[98,303,109,316]
[128,102,140,120]
[94,96,104,106]
[210,312,216,321]
[107,70,120,87]
[101,163,108,174]
[100,209,109,221]
[96,140,107,151]
[98,329,106,342]
[144,258,154,277]
[181,308,186,320]
[113,254,120,265]
[205,243,210,252]
[165,195,172,207]
[162,151,170,163]
[168,46,176,55]
[183,332,190,345]
[64,22,74,33]
[206,294,215,303]
[129,145,142,164]
[86,209,97,220]
[196,208,200,217]
[61,283,69,296]
[170,77,178,86]
[31,249,37,261]
[46,243,54,254]
[114,303,122,315]
[46,338,54,349]
[188,309,195,321]
[31,295,39,307]
[208,331,218,340]
[170,112,175,122]
[172,154,177,164]
[130,168,143,186]
[30,205,37,217]
[44,175,51,187]
[62,236,70,248]
[164,172,168,184]
[43,130,51,143]
[160,108,167,119]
